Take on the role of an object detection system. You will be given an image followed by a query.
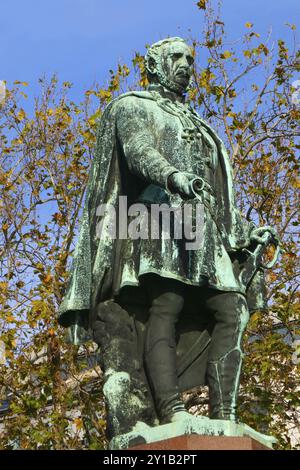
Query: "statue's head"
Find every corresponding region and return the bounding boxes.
[145,37,194,95]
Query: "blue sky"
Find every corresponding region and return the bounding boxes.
[1,0,299,102]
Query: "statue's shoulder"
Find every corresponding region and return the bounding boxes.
[97,92,157,132]
[116,90,154,101]
[107,91,157,115]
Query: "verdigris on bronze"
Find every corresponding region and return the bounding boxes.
[58,37,279,447]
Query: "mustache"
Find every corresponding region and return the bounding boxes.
[175,69,190,78]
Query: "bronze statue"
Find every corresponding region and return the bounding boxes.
[58,37,279,448]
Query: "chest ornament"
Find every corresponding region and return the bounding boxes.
[181,128,202,142]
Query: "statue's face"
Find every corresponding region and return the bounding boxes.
[160,41,194,92]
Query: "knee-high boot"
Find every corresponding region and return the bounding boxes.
[205,292,249,422]
[207,347,243,421]
[144,315,186,423]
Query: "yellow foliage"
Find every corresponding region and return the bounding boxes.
[17,109,26,122]
[13,81,29,86]
[221,50,232,59]
[99,89,112,101]
[243,50,252,58]
[0,282,8,293]
[73,418,83,430]
[6,315,15,323]
[197,0,207,9]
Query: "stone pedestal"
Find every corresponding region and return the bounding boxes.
[129,434,271,450]
[109,416,277,450]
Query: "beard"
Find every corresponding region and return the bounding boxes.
[173,72,190,90]
[152,61,191,95]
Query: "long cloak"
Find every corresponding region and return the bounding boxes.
[58,91,267,345]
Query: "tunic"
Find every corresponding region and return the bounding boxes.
[57,89,267,344]
[113,90,245,294]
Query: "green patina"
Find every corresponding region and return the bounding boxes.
[109,416,277,450]
[58,37,279,445]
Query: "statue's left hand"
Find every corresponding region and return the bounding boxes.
[250,226,280,245]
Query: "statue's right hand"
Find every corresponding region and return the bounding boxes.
[168,171,199,198]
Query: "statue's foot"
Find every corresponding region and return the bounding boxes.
[160,410,194,424]
[169,411,194,423]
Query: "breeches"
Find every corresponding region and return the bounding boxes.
[143,273,249,396]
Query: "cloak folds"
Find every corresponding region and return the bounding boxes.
[57,91,267,345]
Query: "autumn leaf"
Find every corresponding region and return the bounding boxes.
[98,89,112,101]
[0,282,8,292]
[16,281,25,288]
[13,81,29,86]
[220,50,233,59]
[243,49,252,58]
[228,88,237,98]
[197,0,207,9]
[73,418,83,430]
[16,108,26,122]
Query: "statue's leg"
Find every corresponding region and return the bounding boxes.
[143,274,187,423]
[205,291,249,421]
[92,300,156,439]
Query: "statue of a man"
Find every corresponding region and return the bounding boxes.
[58,37,278,442]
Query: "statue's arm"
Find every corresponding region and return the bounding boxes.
[115,98,178,189]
